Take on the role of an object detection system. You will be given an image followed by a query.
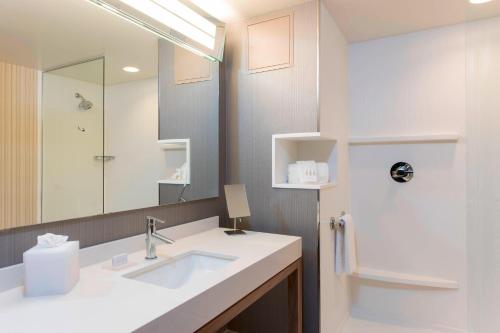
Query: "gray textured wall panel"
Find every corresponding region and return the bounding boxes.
[225,2,319,332]
[158,40,219,204]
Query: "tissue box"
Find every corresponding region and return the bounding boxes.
[23,241,80,297]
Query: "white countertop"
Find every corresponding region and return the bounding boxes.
[0,227,301,333]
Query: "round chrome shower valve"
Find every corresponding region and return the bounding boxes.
[390,162,414,183]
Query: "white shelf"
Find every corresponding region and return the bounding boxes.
[273,182,336,190]
[273,132,336,141]
[354,267,459,289]
[158,179,189,185]
[158,144,186,150]
[158,139,190,150]
[272,132,337,190]
[158,139,190,185]
[349,134,460,145]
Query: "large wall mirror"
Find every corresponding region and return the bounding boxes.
[0,0,223,230]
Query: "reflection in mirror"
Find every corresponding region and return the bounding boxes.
[158,42,219,204]
[87,0,226,61]
[0,0,222,231]
[42,59,105,223]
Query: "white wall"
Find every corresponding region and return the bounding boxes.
[42,72,104,223]
[319,1,351,332]
[104,77,161,213]
[349,25,467,332]
[465,16,500,333]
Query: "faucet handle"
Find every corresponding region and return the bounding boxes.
[146,216,166,233]
[146,216,165,224]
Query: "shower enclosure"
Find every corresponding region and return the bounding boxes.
[42,58,104,223]
[321,3,500,332]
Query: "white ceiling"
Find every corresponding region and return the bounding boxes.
[0,0,159,84]
[188,0,500,43]
[323,0,500,43]
[189,0,312,22]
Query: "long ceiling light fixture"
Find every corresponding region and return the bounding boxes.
[118,0,215,49]
[153,0,216,38]
[87,0,221,61]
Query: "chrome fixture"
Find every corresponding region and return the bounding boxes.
[390,162,414,183]
[177,184,189,203]
[330,211,347,231]
[94,155,116,161]
[145,216,175,259]
[75,92,93,111]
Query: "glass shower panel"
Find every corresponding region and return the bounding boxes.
[42,58,104,223]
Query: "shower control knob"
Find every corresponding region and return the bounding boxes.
[390,162,414,183]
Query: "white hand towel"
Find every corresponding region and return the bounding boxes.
[334,214,358,275]
[37,233,69,248]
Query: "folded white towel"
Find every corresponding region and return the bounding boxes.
[288,163,300,184]
[334,213,358,275]
[297,160,317,183]
[316,163,329,183]
[37,233,69,248]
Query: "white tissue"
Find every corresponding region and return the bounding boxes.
[37,233,68,248]
[24,241,80,297]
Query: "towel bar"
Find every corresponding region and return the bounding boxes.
[330,211,346,231]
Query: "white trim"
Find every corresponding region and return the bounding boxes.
[349,309,469,333]
[158,179,190,185]
[158,138,190,184]
[273,183,335,190]
[272,132,337,189]
[354,267,459,289]
[349,134,460,145]
[273,131,335,141]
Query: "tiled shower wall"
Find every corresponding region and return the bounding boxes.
[349,24,467,331]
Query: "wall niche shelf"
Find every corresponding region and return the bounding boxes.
[158,139,190,185]
[354,267,459,289]
[272,132,337,190]
[349,134,460,146]
[274,183,336,190]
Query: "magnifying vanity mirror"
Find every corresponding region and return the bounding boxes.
[0,0,224,230]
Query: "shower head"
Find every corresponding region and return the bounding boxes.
[75,92,93,111]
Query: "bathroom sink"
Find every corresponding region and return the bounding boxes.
[125,251,236,289]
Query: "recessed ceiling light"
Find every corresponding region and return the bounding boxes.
[470,0,492,4]
[123,66,140,73]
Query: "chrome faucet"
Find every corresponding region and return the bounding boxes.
[145,216,175,260]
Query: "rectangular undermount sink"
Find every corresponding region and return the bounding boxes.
[124,251,237,289]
